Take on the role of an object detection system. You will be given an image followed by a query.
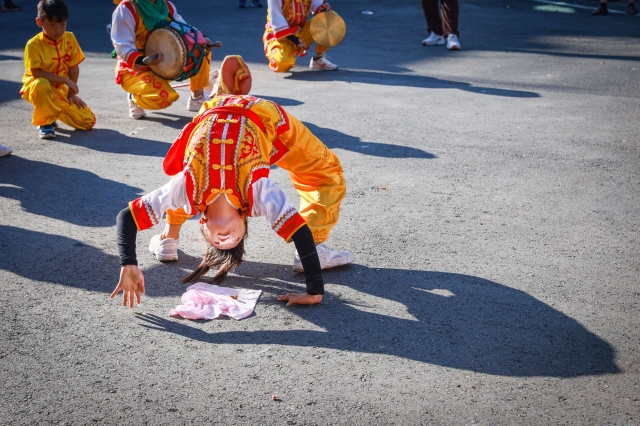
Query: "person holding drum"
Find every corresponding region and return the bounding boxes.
[110,0,215,118]
[263,0,342,72]
[110,94,355,308]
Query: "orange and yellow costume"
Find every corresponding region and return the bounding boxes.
[129,95,345,244]
[110,0,210,110]
[21,32,96,130]
[263,0,330,72]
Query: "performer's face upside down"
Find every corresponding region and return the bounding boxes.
[200,195,246,250]
[183,195,248,284]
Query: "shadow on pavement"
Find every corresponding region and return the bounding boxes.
[285,70,540,98]
[303,121,436,159]
[252,95,304,107]
[0,224,617,378]
[0,156,141,227]
[135,259,618,378]
[54,128,172,157]
[141,112,192,130]
[0,225,122,292]
[0,80,23,105]
[0,225,197,295]
[57,119,434,160]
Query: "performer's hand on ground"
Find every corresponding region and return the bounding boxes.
[68,94,87,109]
[66,79,79,95]
[143,52,164,66]
[278,292,322,307]
[111,265,145,308]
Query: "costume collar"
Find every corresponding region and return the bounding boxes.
[42,31,62,45]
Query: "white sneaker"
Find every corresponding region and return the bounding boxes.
[0,144,12,157]
[309,55,338,71]
[149,234,179,261]
[127,93,146,119]
[422,31,444,46]
[187,94,211,112]
[294,242,354,272]
[447,34,461,50]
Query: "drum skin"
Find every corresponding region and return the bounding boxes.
[310,11,346,48]
[145,27,187,80]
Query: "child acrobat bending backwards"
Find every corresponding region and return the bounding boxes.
[111,94,354,308]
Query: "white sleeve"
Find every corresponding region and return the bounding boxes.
[111,4,138,63]
[142,172,192,220]
[267,0,290,34]
[251,177,297,225]
[311,0,325,13]
[168,1,187,24]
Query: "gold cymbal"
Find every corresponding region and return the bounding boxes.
[310,10,346,48]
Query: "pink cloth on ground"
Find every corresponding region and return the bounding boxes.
[169,283,262,320]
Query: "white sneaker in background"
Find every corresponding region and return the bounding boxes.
[187,93,211,112]
[0,144,12,157]
[422,31,444,46]
[447,34,461,50]
[293,242,354,272]
[309,55,338,71]
[149,234,179,262]
[127,93,146,119]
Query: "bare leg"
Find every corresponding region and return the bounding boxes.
[161,223,182,240]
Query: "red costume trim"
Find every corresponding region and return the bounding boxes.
[125,51,141,69]
[164,106,268,176]
[273,26,301,40]
[121,0,138,29]
[129,199,153,231]
[275,211,307,242]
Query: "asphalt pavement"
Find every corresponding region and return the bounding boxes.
[0,0,639,424]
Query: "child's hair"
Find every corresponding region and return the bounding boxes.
[182,219,248,284]
[37,0,69,22]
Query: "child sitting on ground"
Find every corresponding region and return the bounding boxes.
[21,0,95,139]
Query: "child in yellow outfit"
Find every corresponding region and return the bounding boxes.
[263,0,339,72]
[21,0,95,139]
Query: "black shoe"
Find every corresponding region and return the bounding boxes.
[3,1,22,11]
[591,4,608,14]
[239,3,246,8]
[628,3,638,14]
[253,2,263,7]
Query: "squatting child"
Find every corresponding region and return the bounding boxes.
[21,0,95,139]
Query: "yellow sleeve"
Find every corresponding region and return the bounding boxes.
[68,33,85,68]
[251,100,281,143]
[24,38,43,72]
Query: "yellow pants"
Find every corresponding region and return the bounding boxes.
[167,114,345,244]
[118,53,211,110]
[263,20,329,73]
[21,78,95,129]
